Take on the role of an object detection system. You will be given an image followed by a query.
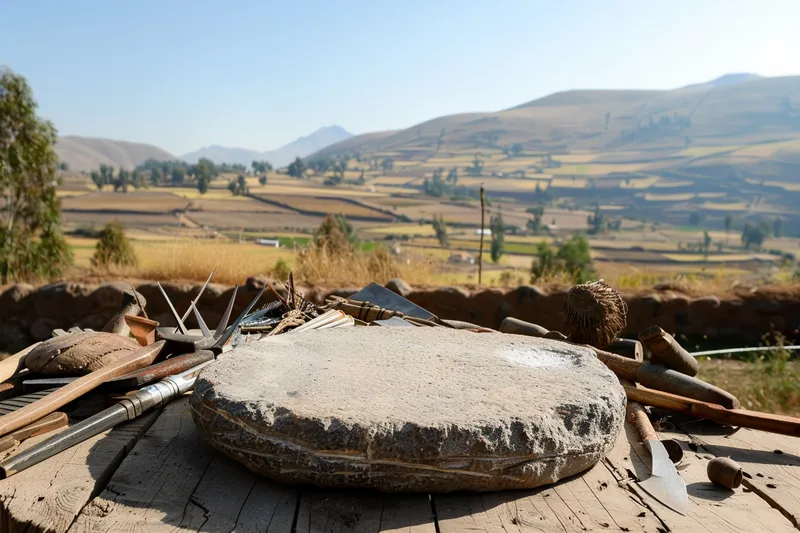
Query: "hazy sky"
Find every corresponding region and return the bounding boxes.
[2,0,798,155]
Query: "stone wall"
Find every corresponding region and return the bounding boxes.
[1,278,798,350]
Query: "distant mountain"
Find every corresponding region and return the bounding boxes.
[182,125,352,168]
[310,74,800,159]
[681,73,763,91]
[56,136,176,173]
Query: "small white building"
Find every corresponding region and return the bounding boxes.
[255,239,280,248]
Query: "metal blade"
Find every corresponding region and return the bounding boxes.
[175,268,216,333]
[157,282,189,335]
[213,286,238,340]
[215,288,265,349]
[639,439,689,516]
[191,302,211,338]
[349,282,435,320]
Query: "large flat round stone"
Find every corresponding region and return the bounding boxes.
[190,327,626,493]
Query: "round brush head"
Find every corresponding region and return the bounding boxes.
[564,279,627,349]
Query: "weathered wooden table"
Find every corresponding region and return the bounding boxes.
[0,395,796,533]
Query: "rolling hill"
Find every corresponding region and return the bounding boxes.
[56,136,176,173]
[310,75,800,160]
[182,125,352,167]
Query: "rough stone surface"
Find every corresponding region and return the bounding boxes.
[190,327,626,493]
[24,331,142,375]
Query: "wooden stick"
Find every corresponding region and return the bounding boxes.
[478,185,485,285]
[624,384,800,438]
[593,347,740,409]
[0,343,41,385]
[0,341,164,438]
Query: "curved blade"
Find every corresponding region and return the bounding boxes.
[639,439,689,516]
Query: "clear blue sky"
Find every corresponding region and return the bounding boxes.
[2,0,797,155]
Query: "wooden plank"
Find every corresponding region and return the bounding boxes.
[0,408,161,533]
[68,397,298,533]
[434,434,662,533]
[604,421,798,532]
[295,490,435,533]
[682,422,800,529]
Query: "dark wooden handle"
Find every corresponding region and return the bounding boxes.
[103,350,214,392]
[624,385,800,437]
[0,341,164,438]
[499,318,549,337]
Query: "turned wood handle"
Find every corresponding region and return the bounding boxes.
[627,400,658,442]
[0,341,164,438]
[596,349,740,409]
[0,343,41,385]
[624,384,800,438]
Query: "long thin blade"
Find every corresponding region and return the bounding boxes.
[213,286,238,339]
[192,303,211,338]
[215,288,264,348]
[175,268,216,333]
[639,439,688,516]
[157,282,188,335]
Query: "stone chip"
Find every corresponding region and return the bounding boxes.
[190,327,626,493]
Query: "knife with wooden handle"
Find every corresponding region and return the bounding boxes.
[0,341,164,438]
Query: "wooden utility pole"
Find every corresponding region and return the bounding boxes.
[479,185,485,285]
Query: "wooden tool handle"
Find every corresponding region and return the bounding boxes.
[624,385,800,437]
[0,412,68,453]
[102,350,214,392]
[0,341,164,438]
[627,400,658,442]
[499,318,550,337]
[596,349,739,408]
[0,343,41,385]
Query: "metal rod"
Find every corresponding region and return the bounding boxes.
[690,345,800,357]
[0,361,213,479]
[157,282,189,335]
[213,286,238,339]
[174,268,215,333]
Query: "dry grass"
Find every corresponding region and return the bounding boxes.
[698,355,799,416]
[295,244,436,286]
[129,239,294,285]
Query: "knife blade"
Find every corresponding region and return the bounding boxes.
[627,398,688,515]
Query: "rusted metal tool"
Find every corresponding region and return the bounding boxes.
[0,341,164,439]
[124,315,159,346]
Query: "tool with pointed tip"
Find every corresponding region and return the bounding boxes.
[173,268,216,334]
[155,286,264,354]
[157,282,189,335]
[0,359,214,479]
[627,393,689,515]
[0,341,165,439]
